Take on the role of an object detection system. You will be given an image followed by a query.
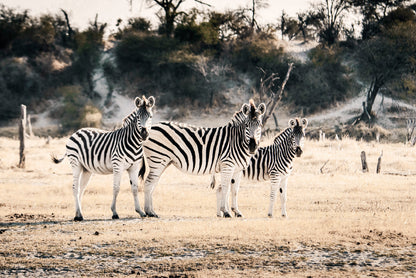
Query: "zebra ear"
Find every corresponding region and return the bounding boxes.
[257,103,266,115]
[135,97,143,108]
[288,119,296,128]
[241,103,250,115]
[301,118,308,128]
[146,96,155,108]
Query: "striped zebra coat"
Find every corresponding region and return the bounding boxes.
[211,118,308,218]
[406,118,416,145]
[140,100,266,218]
[52,96,155,221]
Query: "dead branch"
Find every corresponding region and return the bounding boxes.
[320,160,329,174]
[262,63,294,126]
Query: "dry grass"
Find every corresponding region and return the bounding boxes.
[0,136,415,277]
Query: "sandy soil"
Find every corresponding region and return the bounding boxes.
[0,136,415,277]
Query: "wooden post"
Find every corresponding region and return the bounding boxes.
[361,151,368,173]
[376,150,383,174]
[18,104,27,168]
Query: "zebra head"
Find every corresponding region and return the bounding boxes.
[134,95,155,141]
[289,118,308,157]
[242,100,266,154]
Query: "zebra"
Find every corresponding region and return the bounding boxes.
[210,118,308,218]
[139,100,266,218]
[406,118,416,146]
[52,96,155,221]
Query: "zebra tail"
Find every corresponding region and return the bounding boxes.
[51,153,66,164]
[138,154,148,181]
[209,173,216,189]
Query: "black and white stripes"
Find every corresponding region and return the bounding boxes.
[213,118,308,218]
[140,100,266,217]
[406,118,416,145]
[52,96,155,221]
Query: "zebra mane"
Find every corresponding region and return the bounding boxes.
[230,110,247,126]
[122,110,137,127]
[273,127,293,145]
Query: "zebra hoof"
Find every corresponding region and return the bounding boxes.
[136,210,147,218]
[267,213,273,218]
[74,216,83,221]
[146,212,159,218]
[112,214,120,220]
[223,212,232,218]
[235,213,243,218]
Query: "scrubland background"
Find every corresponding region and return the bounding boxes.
[0,135,415,277]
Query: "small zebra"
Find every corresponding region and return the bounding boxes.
[406,118,416,146]
[139,100,266,218]
[211,118,308,218]
[52,96,155,221]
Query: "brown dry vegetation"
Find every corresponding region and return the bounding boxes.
[0,135,415,277]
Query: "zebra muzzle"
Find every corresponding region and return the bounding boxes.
[140,129,149,140]
[248,138,258,154]
[295,146,303,157]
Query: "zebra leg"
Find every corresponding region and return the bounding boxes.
[216,184,222,217]
[219,165,234,218]
[111,171,122,219]
[128,165,146,218]
[280,175,289,218]
[268,174,281,218]
[231,171,243,217]
[144,163,167,217]
[79,171,92,204]
[71,164,84,221]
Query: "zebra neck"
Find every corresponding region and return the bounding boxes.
[274,128,296,157]
[229,111,247,126]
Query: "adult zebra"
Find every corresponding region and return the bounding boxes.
[139,100,266,218]
[211,118,308,218]
[52,96,155,221]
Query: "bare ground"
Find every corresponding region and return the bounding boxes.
[0,136,415,277]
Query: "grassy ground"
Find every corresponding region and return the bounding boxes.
[0,136,415,277]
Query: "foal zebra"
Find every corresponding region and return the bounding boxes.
[139,100,266,218]
[211,118,308,218]
[406,118,416,145]
[52,96,155,221]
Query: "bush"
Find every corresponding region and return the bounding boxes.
[51,85,101,132]
[0,57,42,122]
[286,47,360,114]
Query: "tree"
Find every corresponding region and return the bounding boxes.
[350,0,410,39]
[314,0,351,45]
[139,0,210,37]
[249,0,269,33]
[355,16,416,123]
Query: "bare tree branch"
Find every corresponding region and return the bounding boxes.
[262,63,294,126]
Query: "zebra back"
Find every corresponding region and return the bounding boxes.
[143,100,266,175]
[243,118,308,180]
[65,96,155,174]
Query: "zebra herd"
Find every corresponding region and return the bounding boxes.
[53,96,308,221]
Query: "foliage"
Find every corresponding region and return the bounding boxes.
[0,57,42,121]
[286,47,360,114]
[71,19,106,97]
[114,17,151,39]
[51,85,101,132]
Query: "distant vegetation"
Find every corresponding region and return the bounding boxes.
[0,0,415,132]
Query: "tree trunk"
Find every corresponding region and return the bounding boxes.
[359,76,383,123]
